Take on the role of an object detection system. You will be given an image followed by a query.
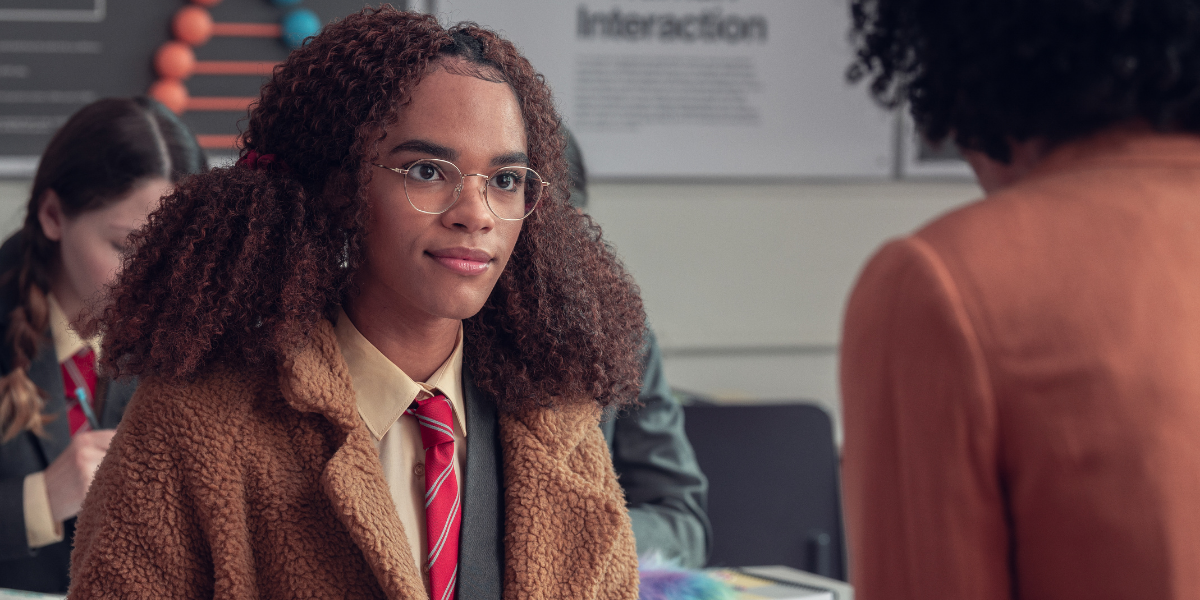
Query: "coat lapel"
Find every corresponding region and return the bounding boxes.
[457,367,504,598]
[278,319,426,600]
[29,336,69,464]
[499,400,640,599]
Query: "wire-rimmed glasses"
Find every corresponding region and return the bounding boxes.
[373,158,548,221]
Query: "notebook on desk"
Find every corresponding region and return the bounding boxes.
[710,565,854,600]
[0,589,64,600]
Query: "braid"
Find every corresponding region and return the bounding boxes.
[0,215,54,441]
[0,96,205,440]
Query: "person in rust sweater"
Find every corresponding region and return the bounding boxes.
[67,9,645,600]
[841,1,1200,599]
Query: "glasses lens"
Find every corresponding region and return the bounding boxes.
[403,159,461,213]
[485,167,544,220]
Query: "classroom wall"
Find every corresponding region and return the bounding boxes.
[0,176,981,437]
[0,180,27,234]
[587,180,980,437]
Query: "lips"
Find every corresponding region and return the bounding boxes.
[427,247,493,276]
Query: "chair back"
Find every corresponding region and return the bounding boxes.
[683,402,845,580]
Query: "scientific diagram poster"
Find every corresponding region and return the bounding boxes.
[439,0,894,178]
[0,0,391,176]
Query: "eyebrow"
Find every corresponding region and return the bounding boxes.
[389,139,457,161]
[490,152,529,167]
[388,139,529,168]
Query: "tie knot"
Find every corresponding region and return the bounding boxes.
[407,394,455,449]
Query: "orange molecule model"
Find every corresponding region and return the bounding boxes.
[173,5,214,46]
[149,79,190,115]
[154,42,196,80]
[190,0,222,6]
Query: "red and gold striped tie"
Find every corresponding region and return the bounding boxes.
[406,394,461,600]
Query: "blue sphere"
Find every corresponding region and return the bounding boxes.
[281,9,321,49]
[270,0,303,7]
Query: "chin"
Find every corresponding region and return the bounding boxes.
[429,297,491,321]
[427,284,496,320]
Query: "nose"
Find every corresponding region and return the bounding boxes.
[441,174,494,233]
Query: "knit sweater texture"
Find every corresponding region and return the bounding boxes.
[67,319,639,599]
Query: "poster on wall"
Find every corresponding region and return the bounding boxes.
[898,112,973,179]
[437,0,895,178]
[0,0,173,176]
[0,0,389,178]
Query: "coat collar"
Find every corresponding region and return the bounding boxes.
[278,318,427,600]
[29,324,135,464]
[30,336,69,464]
[279,317,637,599]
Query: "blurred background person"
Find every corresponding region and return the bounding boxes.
[566,130,712,568]
[841,0,1200,598]
[0,97,204,594]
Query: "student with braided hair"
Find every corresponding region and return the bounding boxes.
[0,97,205,594]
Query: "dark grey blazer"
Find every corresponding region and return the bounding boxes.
[457,365,505,598]
[0,232,138,594]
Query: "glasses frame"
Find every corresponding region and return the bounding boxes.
[373,158,549,221]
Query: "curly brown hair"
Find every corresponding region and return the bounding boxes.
[95,7,647,411]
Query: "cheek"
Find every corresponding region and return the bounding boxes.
[366,202,420,261]
[495,223,523,265]
[93,250,122,287]
[61,234,121,296]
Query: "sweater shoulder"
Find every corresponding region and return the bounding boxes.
[119,364,277,442]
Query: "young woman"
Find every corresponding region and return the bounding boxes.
[69,9,646,599]
[0,97,205,594]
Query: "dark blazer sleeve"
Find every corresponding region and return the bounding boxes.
[0,230,37,564]
[0,467,32,562]
[602,328,712,568]
[0,321,31,562]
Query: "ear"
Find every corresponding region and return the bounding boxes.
[37,189,65,242]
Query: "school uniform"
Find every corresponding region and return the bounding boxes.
[0,232,136,594]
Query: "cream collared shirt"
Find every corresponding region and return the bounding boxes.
[334,308,467,591]
[23,294,101,549]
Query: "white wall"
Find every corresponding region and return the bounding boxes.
[0,177,981,435]
[587,179,980,436]
[0,180,29,234]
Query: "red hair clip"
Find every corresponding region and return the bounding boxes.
[236,150,279,170]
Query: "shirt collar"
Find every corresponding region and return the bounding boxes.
[47,293,98,363]
[334,307,467,441]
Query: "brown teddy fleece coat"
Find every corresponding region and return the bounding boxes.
[67,319,639,599]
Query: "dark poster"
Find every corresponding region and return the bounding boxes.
[0,0,394,176]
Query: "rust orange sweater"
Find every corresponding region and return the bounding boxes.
[842,130,1200,600]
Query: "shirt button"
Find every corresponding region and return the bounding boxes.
[414,462,425,478]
